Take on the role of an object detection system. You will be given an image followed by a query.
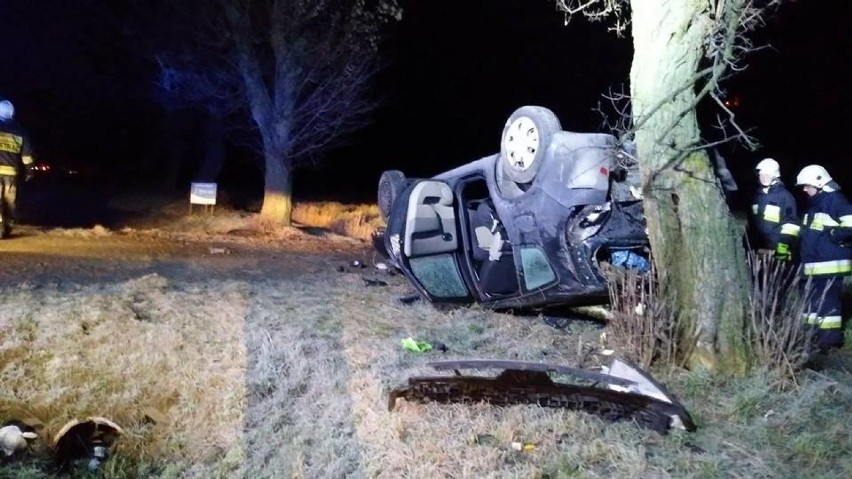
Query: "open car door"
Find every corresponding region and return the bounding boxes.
[403,181,458,256]
[400,181,471,301]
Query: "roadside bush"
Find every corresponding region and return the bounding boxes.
[605,252,823,378]
[604,264,694,369]
[746,252,820,378]
[291,202,382,240]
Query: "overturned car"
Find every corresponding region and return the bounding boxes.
[375,106,649,310]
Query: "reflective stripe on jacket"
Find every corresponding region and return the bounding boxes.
[0,120,33,176]
[804,313,842,329]
[750,182,797,250]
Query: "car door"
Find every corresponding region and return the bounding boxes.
[396,180,472,302]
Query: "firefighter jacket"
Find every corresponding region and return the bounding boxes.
[0,120,34,177]
[750,181,798,250]
[777,186,852,278]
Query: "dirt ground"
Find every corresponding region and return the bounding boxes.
[1,176,381,288]
[0,222,374,288]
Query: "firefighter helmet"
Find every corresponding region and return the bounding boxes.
[755,158,780,186]
[0,100,13,121]
[755,158,780,179]
[796,164,832,189]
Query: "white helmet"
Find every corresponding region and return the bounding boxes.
[0,100,13,121]
[796,164,832,189]
[755,158,780,179]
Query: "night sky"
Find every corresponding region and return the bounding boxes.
[1,0,849,206]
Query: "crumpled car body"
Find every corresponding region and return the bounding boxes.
[375,106,649,310]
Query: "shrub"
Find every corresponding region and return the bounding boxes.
[604,264,694,369]
[746,252,820,378]
[605,252,825,379]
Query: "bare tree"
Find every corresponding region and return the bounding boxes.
[556,0,781,372]
[151,0,401,224]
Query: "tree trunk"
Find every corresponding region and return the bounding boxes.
[258,119,294,225]
[629,0,751,372]
[230,25,295,225]
[260,147,293,225]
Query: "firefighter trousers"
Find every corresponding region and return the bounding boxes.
[804,275,845,349]
[0,174,18,237]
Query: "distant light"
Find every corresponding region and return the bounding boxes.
[723,95,741,109]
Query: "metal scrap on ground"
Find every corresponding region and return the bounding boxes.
[389,358,695,433]
[54,416,123,470]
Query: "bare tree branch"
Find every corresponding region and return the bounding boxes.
[572,0,780,189]
[147,0,399,168]
[556,0,628,34]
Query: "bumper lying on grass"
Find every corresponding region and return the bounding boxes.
[389,358,695,433]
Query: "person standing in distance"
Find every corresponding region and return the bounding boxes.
[0,99,36,238]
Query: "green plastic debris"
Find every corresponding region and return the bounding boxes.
[401,337,432,353]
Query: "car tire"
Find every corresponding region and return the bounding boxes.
[378,170,406,221]
[499,106,561,184]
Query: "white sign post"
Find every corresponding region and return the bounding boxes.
[189,182,217,214]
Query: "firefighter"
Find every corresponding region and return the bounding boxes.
[0,99,35,238]
[777,164,851,350]
[750,158,798,256]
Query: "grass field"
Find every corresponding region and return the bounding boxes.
[1,203,851,478]
[1,263,850,478]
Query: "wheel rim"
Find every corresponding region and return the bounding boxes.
[503,116,539,171]
[379,173,402,219]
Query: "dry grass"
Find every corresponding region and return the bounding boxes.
[1,259,851,477]
[604,254,842,378]
[142,202,378,241]
[0,274,250,475]
[107,193,382,241]
[746,253,821,376]
[604,265,692,369]
[291,202,383,240]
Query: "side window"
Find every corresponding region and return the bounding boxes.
[409,254,469,299]
[520,247,556,291]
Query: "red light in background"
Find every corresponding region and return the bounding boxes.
[723,95,741,109]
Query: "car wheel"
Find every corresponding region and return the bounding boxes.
[499,106,561,184]
[378,170,406,221]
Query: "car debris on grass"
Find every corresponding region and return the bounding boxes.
[389,358,695,433]
[54,416,123,471]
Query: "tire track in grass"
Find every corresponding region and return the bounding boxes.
[239,274,366,478]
